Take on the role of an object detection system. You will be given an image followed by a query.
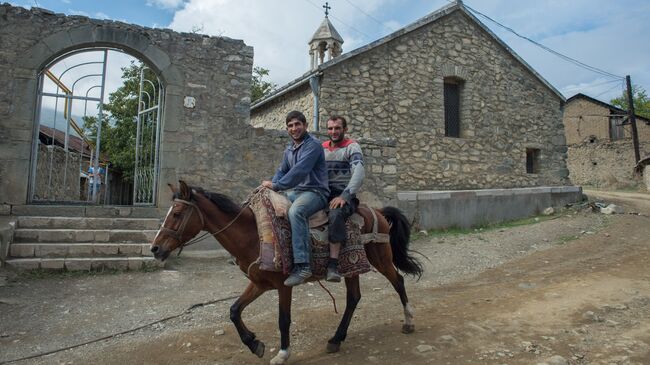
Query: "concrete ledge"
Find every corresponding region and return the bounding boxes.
[397,186,583,230]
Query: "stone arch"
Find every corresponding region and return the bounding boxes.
[2,5,255,210]
[24,25,183,88]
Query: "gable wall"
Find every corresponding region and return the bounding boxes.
[563,98,650,188]
[563,99,612,144]
[319,10,568,190]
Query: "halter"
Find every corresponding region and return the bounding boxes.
[159,197,249,256]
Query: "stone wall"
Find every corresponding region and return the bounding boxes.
[251,9,569,191]
[563,97,650,188]
[0,4,289,210]
[34,144,81,201]
[250,83,314,130]
[567,140,650,188]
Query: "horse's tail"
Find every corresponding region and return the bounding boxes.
[380,206,424,280]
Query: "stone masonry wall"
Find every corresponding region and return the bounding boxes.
[567,140,650,188]
[0,4,292,210]
[563,98,650,188]
[34,144,81,201]
[1,4,398,209]
[252,9,569,191]
[250,83,314,130]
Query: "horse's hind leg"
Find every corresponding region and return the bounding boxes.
[327,275,361,353]
[230,282,267,357]
[368,247,415,334]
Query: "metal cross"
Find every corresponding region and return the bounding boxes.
[323,2,331,17]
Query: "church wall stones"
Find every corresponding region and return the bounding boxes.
[251,10,570,191]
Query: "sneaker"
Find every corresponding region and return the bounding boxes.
[326,266,342,282]
[284,264,312,287]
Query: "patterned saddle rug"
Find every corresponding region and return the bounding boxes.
[247,187,372,277]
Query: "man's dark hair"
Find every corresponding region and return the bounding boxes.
[285,110,307,125]
[328,115,347,128]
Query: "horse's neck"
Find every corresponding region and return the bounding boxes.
[203,206,259,265]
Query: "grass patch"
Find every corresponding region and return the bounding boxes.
[556,234,579,244]
[412,214,559,241]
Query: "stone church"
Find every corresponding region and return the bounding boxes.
[251,1,571,195]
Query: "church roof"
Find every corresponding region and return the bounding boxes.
[252,1,564,110]
[310,17,344,44]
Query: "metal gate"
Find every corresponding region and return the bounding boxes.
[133,67,163,205]
[29,48,162,205]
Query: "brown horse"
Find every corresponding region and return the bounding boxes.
[151,181,423,365]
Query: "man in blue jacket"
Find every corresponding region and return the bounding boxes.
[262,110,329,286]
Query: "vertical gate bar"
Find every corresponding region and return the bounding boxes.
[93,50,109,203]
[62,94,72,199]
[152,82,163,206]
[133,65,145,204]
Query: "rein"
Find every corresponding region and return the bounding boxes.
[164,197,250,256]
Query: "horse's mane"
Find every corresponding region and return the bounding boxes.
[174,186,241,215]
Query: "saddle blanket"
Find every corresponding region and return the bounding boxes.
[248,187,371,277]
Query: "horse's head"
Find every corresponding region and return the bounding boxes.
[150,180,205,261]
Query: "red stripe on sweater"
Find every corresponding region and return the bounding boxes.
[322,138,356,151]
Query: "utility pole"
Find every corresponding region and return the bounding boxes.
[625,75,641,163]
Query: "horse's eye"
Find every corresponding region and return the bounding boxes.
[172,211,181,217]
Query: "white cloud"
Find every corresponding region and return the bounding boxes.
[168,0,393,85]
[165,0,649,97]
[147,0,186,10]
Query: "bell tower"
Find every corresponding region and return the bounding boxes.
[309,2,344,70]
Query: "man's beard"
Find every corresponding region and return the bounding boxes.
[329,134,345,143]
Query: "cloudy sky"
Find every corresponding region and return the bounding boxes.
[12,0,650,103]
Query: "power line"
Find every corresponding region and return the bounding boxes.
[593,80,625,99]
[461,3,624,81]
[342,0,398,32]
[304,0,372,38]
[563,78,623,92]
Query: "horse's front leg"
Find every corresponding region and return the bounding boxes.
[326,275,361,353]
[270,285,292,365]
[230,282,266,357]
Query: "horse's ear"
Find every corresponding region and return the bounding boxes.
[179,180,191,200]
[167,183,178,194]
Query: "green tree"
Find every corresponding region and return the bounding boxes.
[610,84,650,120]
[251,66,277,103]
[83,61,159,182]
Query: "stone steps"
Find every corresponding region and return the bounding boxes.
[5,211,165,271]
[17,216,161,230]
[4,257,164,271]
[9,243,152,258]
[13,229,158,243]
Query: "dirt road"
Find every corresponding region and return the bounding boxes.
[1,193,649,365]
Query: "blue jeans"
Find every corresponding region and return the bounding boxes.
[286,190,327,265]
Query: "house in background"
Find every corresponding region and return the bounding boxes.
[563,93,650,189]
[251,1,571,203]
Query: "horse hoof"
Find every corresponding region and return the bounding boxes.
[326,341,341,353]
[253,340,265,358]
[401,324,415,334]
[270,349,291,365]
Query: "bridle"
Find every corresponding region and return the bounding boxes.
[158,197,249,256]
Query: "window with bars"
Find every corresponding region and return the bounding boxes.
[444,78,462,137]
[526,148,540,174]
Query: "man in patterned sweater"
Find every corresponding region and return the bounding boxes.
[322,115,365,282]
